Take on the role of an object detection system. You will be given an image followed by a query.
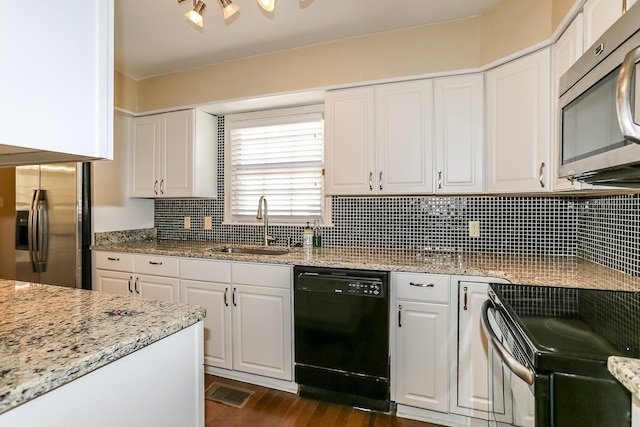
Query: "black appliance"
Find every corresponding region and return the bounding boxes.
[294,266,390,412]
[482,283,634,427]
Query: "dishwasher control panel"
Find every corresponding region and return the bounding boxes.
[346,281,381,296]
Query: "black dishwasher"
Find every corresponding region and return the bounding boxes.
[294,266,390,412]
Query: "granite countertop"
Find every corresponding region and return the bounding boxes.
[92,239,640,291]
[0,280,205,415]
[608,357,640,400]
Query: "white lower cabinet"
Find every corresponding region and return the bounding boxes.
[180,258,293,381]
[93,251,179,302]
[393,273,449,413]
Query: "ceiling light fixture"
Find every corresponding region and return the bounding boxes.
[219,0,240,20]
[257,0,276,12]
[178,0,207,28]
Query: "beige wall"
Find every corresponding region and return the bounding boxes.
[117,0,578,113]
[480,0,553,65]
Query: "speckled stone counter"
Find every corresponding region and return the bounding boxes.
[609,357,640,399]
[0,280,205,415]
[91,239,640,291]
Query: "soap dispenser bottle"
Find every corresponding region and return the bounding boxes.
[312,220,322,247]
[302,222,313,248]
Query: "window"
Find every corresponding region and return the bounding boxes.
[225,105,327,225]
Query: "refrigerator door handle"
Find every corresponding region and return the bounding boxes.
[29,189,49,274]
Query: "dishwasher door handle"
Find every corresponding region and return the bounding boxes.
[480,300,534,385]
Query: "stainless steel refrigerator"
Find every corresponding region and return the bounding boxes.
[14,163,87,288]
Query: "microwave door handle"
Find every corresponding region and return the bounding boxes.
[480,300,534,385]
[617,45,640,144]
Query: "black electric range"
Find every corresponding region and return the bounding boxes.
[485,283,639,427]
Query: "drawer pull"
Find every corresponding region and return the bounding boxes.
[128,276,133,293]
[149,261,163,265]
[134,277,140,294]
[398,304,402,328]
[410,282,434,288]
[107,257,119,261]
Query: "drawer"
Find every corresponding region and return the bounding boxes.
[180,258,231,283]
[94,251,134,272]
[394,273,449,303]
[135,254,179,277]
[231,262,292,289]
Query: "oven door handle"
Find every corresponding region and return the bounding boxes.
[481,300,534,386]
[617,45,640,144]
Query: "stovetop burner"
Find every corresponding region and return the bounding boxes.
[489,283,640,375]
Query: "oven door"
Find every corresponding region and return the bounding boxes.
[482,300,536,427]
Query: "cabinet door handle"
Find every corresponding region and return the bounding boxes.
[379,171,383,191]
[134,277,140,295]
[107,257,119,261]
[369,172,373,191]
[128,276,133,293]
[149,261,163,265]
[160,179,165,195]
[463,286,468,311]
[232,288,237,307]
[224,287,229,307]
[154,180,158,195]
[623,0,627,13]
[410,282,434,288]
[539,162,545,188]
[398,304,402,328]
[437,170,443,190]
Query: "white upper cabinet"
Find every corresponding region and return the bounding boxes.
[324,87,375,195]
[434,74,484,194]
[583,0,637,51]
[555,13,584,80]
[130,109,217,198]
[485,48,552,193]
[553,14,585,191]
[325,80,433,195]
[375,80,434,194]
[0,0,114,165]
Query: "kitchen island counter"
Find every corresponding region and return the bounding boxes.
[0,279,205,423]
[92,239,640,291]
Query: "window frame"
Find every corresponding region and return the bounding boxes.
[223,104,331,226]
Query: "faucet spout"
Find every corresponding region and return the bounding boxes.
[257,196,275,246]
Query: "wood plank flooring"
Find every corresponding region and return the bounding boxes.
[204,375,445,427]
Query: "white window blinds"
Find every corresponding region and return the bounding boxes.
[227,109,325,225]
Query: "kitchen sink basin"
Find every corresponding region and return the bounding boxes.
[216,246,291,255]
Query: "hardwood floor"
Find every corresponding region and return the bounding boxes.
[204,375,445,427]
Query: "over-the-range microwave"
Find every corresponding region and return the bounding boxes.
[559,2,640,187]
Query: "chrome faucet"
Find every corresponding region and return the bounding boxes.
[256,196,276,246]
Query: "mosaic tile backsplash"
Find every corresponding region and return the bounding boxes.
[154,117,640,276]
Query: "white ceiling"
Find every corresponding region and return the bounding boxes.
[115,0,502,81]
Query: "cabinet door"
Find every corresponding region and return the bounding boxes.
[95,270,132,297]
[136,275,179,302]
[324,87,376,195]
[162,110,194,197]
[583,0,625,51]
[182,280,232,369]
[232,285,292,381]
[453,282,492,418]
[486,49,551,193]
[130,115,161,197]
[553,15,584,192]
[395,301,448,412]
[0,1,113,162]
[376,80,434,194]
[434,75,484,194]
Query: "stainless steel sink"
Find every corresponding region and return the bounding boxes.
[216,246,291,255]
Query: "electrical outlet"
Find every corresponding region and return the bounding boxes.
[469,221,480,238]
[184,216,191,229]
[204,216,212,230]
